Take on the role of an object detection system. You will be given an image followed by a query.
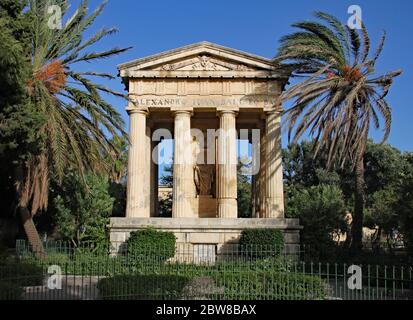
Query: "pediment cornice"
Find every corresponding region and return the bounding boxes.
[118,42,289,80]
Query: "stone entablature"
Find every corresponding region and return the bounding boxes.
[129,80,281,110]
[119,42,288,112]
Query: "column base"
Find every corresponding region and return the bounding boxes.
[217,198,237,218]
[126,201,150,218]
[172,198,194,218]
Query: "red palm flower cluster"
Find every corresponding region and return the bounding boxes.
[339,65,363,82]
[34,60,67,94]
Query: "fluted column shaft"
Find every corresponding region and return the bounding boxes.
[126,109,150,217]
[258,127,267,218]
[217,110,238,218]
[172,111,194,218]
[265,110,285,218]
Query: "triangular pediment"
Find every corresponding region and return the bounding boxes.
[151,54,257,72]
[118,42,282,76]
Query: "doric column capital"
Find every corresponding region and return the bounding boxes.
[126,107,149,116]
[171,107,194,116]
[216,107,239,117]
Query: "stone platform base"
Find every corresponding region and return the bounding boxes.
[110,218,302,260]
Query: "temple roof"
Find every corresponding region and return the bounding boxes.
[117,41,289,82]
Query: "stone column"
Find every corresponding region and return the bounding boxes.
[258,127,267,218]
[126,109,150,217]
[217,110,238,218]
[172,110,194,218]
[265,110,285,218]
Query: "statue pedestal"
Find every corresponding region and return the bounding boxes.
[193,196,217,218]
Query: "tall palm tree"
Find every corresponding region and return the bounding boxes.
[18,0,130,255]
[275,12,401,253]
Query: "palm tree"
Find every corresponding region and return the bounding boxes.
[275,12,401,253]
[107,134,128,184]
[18,0,130,255]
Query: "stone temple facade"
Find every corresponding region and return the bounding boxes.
[110,42,301,254]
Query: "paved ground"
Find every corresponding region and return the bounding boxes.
[327,280,413,300]
[23,276,105,300]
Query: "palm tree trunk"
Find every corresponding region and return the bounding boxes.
[350,156,366,254]
[15,166,45,258]
[19,206,45,258]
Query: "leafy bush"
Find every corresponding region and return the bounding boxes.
[285,184,347,260]
[42,253,71,266]
[70,252,119,276]
[216,271,327,300]
[126,228,176,262]
[20,251,71,267]
[239,229,284,258]
[53,172,114,247]
[0,281,23,300]
[215,256,295,273]
[98,274,191,300]
[398,154,413,256]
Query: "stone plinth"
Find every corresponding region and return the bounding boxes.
[109,217,302,256]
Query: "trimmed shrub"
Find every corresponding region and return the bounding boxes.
[239,229,284,258]
[98,274,191,300]
[216,271,327,300]
[126,228,176,262]
[70,252,121,276]
[42,253,71,266]
[0,281,23,300]
[215,256,296,273]
[97,271,327,300]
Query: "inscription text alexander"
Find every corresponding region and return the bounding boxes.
[133,96,278,107]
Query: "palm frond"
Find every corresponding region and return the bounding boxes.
[277,12,401,169]
[69,47,131,64]
[23,0,130,216]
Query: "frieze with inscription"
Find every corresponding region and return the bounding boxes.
[133,96,278,108]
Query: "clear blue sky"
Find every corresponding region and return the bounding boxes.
[76,0,412,152]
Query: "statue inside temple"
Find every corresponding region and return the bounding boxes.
[194,164,215,197]
[192,136,215,197]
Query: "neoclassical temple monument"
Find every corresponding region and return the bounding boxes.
[110,42,301,255]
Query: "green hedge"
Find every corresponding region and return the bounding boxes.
[239,229,284,258]
[97,271,327,300]
[126,228,176,262]
[98,274,191,300]
[216,271,327,300]
[22,253,128,276]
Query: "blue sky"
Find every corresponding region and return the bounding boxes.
[74,0,412,152]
